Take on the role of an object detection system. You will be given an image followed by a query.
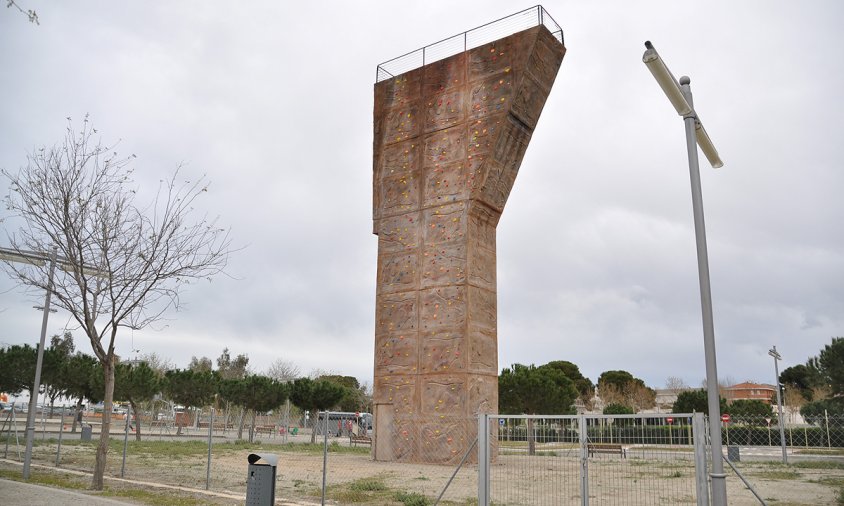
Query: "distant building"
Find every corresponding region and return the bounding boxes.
[723,382,776,405]
[654,389,686,412]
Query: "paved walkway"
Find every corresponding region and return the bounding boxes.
[0,478,134,505]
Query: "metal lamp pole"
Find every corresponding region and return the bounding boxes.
[1,245,105,480]
[642,41,726,506]
[769,346,788,464]
[9,246,58,480]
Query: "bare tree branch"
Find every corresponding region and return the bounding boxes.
[6,0,39,25]
[1,116,232,488]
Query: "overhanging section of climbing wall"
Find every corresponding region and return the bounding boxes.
[372,8,566,463]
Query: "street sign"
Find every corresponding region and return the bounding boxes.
[666,417,674,424]
[721,413,730,423]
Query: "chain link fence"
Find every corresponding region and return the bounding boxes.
[719,413,844,451]
[5,408,844,504]
[480,414,704,505]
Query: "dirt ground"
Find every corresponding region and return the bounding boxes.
[6,438,844,505]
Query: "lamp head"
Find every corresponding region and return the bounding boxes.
[642,41,692,116]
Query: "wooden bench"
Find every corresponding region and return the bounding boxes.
[587,443,627,458]
[349,434,372,447]
[198,422,234,430]
[254,425,276,436]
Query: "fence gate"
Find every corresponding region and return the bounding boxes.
[479,413,707,505]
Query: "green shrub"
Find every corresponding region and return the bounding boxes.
[394,490,431,506]
[349,478,388,492]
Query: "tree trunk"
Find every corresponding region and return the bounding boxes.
[130,399,142,441]
[237,407,245,440]
[249,410,256,443]
[92,358,115,490]
[71,399,83,433]
[527,417,536,456]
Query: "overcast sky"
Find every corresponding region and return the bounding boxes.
[1,1,842,393]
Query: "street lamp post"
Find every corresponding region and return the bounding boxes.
[768,346,788,464]
[0,246,58,480]
[0,245,105,480]
[642,41,727,506]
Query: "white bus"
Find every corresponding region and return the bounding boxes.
[314,411,372,437]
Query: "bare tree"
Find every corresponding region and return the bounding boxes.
[717,376,737,401]
[597,383,625,408]
[1,117,231,489]
[266,358,301,383]
[597,381,656,413]
[627,382,657,412]
[140,352,174,376]
[782,387,806,423]
[664,376,689,394]
[308,367,339,379]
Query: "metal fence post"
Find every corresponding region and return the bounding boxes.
[41,405,47,440]
[321,411,329,506]
[55,410,65,466]
[693,413,710,506]
[3,410,12,458]
[478,414,490,506]
[121,405,131,478]
[579,415,589,506]
[826,409,832,449]
[206,407,214,490]
[283,400,290,444]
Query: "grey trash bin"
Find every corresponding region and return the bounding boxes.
[727,445,740,462]
[246,453,278,505]
[81,425,92,442]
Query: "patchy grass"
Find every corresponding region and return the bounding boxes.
[394,490,431,506]
[751,469,802,480]
[32,437,371,461]
[812,477,844,488]
[0,467,227,505]
[792,460,844,470]
[259,441,370,455]
[100,487,213,506]
[325,476,430,505]
[793,448,844,457]
[349,477,389,492]
[0,468,89,489]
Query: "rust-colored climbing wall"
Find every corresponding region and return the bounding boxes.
[372,25,565,463]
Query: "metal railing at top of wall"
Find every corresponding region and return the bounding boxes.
[375,5,563,83]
